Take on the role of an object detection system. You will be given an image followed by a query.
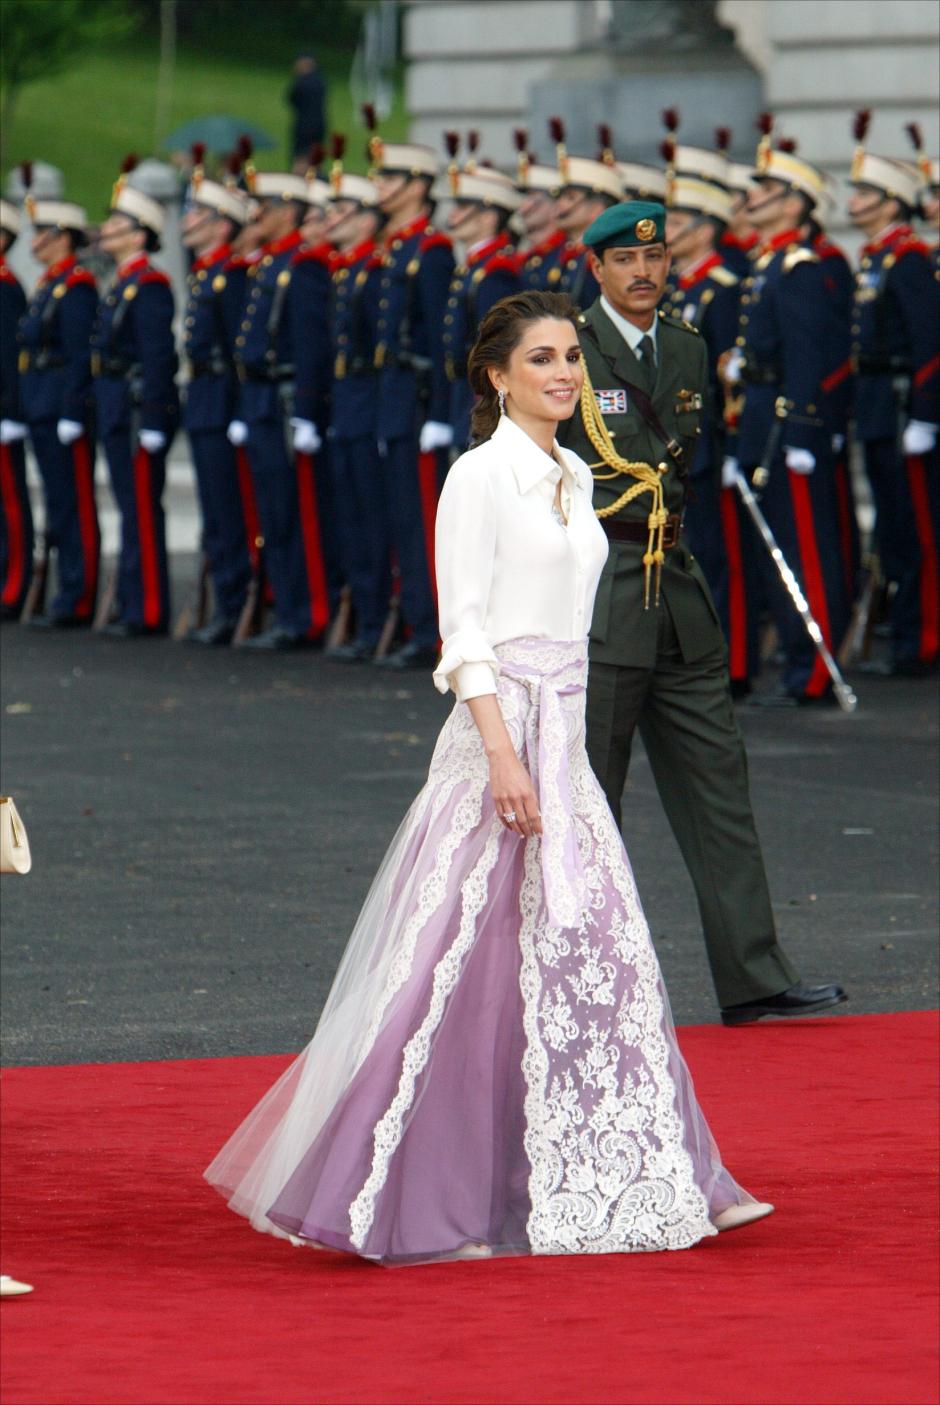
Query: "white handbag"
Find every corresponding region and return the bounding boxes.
[0,797,32,875]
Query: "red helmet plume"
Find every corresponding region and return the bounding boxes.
[715,126,731,153]
[853,109,871,143]
[661,107,680,133]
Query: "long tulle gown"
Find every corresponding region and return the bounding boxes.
[205,634,758,1264]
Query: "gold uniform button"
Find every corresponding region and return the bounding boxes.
[235,336,245,347]
[739,315,749,325]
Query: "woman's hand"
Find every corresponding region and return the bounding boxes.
[465,693,542,839]
[489,745,542,839]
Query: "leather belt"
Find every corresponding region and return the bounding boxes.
[188,359,230,379]
[741,361,782,387]
[601,514,682,549]
[235,363,294,384]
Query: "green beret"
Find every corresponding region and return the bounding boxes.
[584,200,666,253]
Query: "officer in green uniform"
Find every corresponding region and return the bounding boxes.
[558,200,846,1025]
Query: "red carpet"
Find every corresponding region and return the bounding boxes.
[1,1011,937,1405]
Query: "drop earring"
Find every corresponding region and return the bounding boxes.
[498,388,506,415]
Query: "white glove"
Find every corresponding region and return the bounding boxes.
[57,418,84,445]
[831,433,845,454]
[721,455,739,489]
[722,347,743,386]
[0,419,27,444]
[903,420,938,456]
[419,420,454,454]
[785,447,815,475]
[226,420,249,446]
[138,429,166,454]
[290,417,322,454]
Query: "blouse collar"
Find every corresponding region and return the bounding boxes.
[492,413,578,495]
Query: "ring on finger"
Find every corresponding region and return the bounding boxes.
[502,810,517,823]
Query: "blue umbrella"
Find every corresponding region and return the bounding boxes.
[161,116,276,155]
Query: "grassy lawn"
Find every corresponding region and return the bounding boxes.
[5,34,408,215]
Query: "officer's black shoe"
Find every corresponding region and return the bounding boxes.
[720,982,848,1026]
[326,638,375,662]
[25,613,90,630]
[99,620,167,639]
[729,678,752,701]
[186,617,238,647]
[237,626,309,651]
[1,604,23,622]
[374,640,439,670]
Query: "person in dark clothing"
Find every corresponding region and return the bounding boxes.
[287,54,327,170]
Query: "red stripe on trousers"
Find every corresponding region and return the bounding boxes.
[71,436,99,618]
[788,471,834,698]
[718,487,748,681]
[0,444,27,606]
[132,447,162,628]
[294,451,330,639]
[417,450,439,605]
[235,446,262,570]
[904,455,940,662]
[914,353,940,389]
[832,457,855,602]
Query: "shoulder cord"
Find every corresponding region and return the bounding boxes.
[578,353,669,607]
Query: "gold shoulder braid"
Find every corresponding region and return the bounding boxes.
[579,354,669,608]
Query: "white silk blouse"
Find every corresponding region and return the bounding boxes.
[432,414,609,701]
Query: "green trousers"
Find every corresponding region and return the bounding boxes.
[586,601,799,1009]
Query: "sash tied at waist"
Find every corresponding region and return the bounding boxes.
[494,637,589,931]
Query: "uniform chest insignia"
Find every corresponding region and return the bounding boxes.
[682,301,697,323]
[212,274,226,292]
[277,270,291,287]
[122,284,137,301]
[675,389,703,413]
[547,267,562,284]
[596,388,628,415]
[52,283,67,299]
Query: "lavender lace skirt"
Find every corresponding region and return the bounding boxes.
[205,638,755,1264]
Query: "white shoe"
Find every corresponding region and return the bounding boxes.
[713,1202,775,1233]
[0,1275,34,1297]
[454,1242,492,1260]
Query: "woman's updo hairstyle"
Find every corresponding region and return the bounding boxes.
[467,289,580,443]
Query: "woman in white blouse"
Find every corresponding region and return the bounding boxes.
[205,290,772,1264]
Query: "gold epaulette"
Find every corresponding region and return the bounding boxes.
[707,264,739,287]
[657,308,699,334]
[782,247,819,273]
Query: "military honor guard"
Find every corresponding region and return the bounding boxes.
[548,119,624,308]
[0,199,32,621]
[227,167,333,650]
[17,188,99,628]
[558,198,845,1023]
[442,148,520,452]
[661,143,760,693]
[92,159,178,638]
[321,142,391,662]
[722,120,849,703]
[511,132,566,289]
[179,147,254,645]
[718,134,760,279]
[802,172,859,607]
[364,107,455,670]
[848,113,939,675]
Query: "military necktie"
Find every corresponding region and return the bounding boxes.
[636,333,656,389]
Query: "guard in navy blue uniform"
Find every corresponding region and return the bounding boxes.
[322,160,390,662]
[442,159,520,452]
[179,159,253,644]
[228,171,333,649]
[92,164,178,637]
[18,195,99,627]
[848,118,940,674]
[511,134,566,292]
[805,194,859,608]
[663,166,760,694]
[548,120,623,310]
[366,121,454,669]
[726,132,849,703]
[0,200,32,621]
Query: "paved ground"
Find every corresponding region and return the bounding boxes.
[1,595,937,1067]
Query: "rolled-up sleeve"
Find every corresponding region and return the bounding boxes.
[432,456,499,700]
